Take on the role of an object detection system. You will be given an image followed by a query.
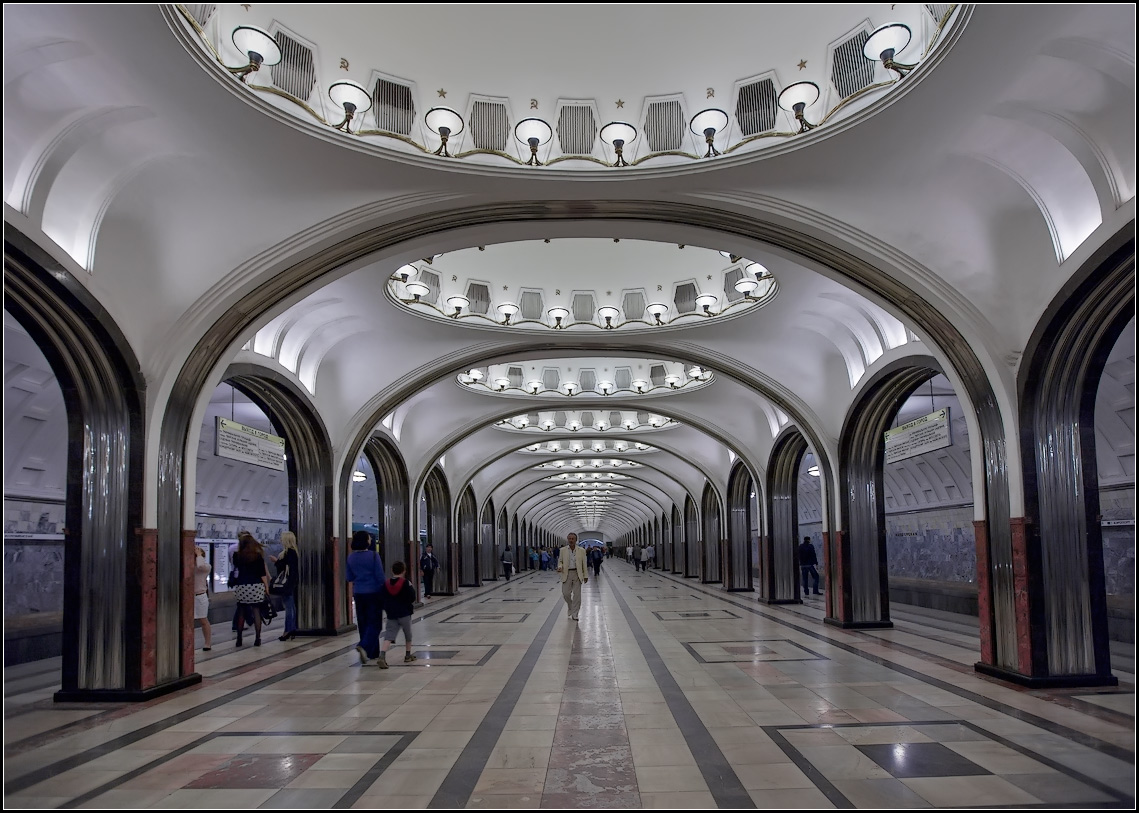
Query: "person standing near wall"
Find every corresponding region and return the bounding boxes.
[419,543,439,600]
[557,532,589,621]
[193,546,212,651]
[232,532,270,647]
[272,531,299,640]
[799,536,821,596]
[501,545,514,580]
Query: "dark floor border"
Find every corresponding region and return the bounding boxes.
[48,730,419,809]
[428,597,562,808]
[4,573,538,786]
[607,575,756,808]
[678,637,828,664]
[762,720,1134,808]
[641,565,1136,766]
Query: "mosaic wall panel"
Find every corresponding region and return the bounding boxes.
[1100,486,1134,597]
[885,505,976,582]
[4,499,67,618]
[4,542,65,616]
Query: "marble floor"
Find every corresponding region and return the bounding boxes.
[4,562,1135,809]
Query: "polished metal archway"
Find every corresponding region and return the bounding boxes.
[422,466,454,595]
[726,462,755,592]
[701,483,722,584]
[764,429,809,604]
[457,486,479,587]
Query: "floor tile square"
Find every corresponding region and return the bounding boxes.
[186,753,323,788]
[901,774,1043,806]
[857,742,990,778]
[831,777,932,808]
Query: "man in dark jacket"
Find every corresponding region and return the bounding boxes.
[799,536,821,596]
[419,544,439,600]
[377,561,417,668]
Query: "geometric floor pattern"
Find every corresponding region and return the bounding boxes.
[4,561,1134,809]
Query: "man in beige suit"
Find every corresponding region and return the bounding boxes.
[556,532,589,621]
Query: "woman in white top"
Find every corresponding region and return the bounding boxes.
[194,546,213,651]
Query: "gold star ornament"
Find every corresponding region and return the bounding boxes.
[797,60,808,70]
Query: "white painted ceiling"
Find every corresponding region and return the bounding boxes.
[3,4,1135,537]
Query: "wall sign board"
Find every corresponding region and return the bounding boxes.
[884,408,952,465]
[216,417,286,471]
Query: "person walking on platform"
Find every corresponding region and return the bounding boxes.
[347,530,385,665]
[501,546,514,580]
[557,533,589,621]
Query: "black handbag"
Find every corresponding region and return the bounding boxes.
[228,567,239,588]
[260,598,277,624]
[270,564,291,595]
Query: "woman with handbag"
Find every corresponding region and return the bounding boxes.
[232,532,270,647]
[272,531,299,641]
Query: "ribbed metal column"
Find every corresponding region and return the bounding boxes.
[1015,236,1133,683]
[480,501,497,582]
[671,506,683,573]
[424,467,453,594]
[6,238,144,696]
[458,487,478,587]
[228,368,334,635]
[363,436,409,590]
[701,484,722,584]
[661,513,672,571]
[684,497,699,577]
[726,463,754,591]
[840,367,938,628]
[765,430,808,603]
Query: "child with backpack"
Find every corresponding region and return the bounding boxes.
[377,561,417,668]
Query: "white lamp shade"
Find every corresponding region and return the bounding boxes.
[778,82,821,112]
[597,306,621,321]
[446,295,470,310]
[231,26,282,65]
[735,277,760,293]
[687,366,704,378]
[631,379,649,391]
[597,381,614,393]
[494,377,511,388]
[514,117,553,146]
[528,380,544,392]
[563,382,579,394]
[743,261,769,278]
[807,465,820,477]
[689,108,729,136]
[425,107,464,136]
[600,121,638,146]
[404,281,430,298]
[695,293,720,309]
[528,444,541,451]
[664,374,682,386]
[394,264,417,280]
[547,307,571,321]
[497,302,520,316]
[645,303,669,317]
[329,81,372,114]
[864,23,912,60]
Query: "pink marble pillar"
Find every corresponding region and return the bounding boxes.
[138,528,159,688]
[181,530,196,675]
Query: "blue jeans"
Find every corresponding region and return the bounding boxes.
[353,592,383,658]
[283,593,297,634]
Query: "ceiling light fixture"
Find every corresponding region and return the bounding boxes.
[229,26,281,83]
[547,307,571,329]
[425,107,464,157]
[542,419,556,431]
[404,281,430,302]
[468,369,484,381]
[328,81,372,133]
[393,264,416,282]
[778,82,821,133]
[807,465,820,477]
[690,108,729,157]
[599,121,638,167]
[646,303,669,325]
[494,377,510,391]
[563,382,580,396]
[719,251,743,262]
[446,294,470,316]
[695,293,719,315]
[527,379,543,394]
[597,306,621,329]
[598,381,614,396]
[864,23,916,77]
[631,379,649,394]
[352,470,367,482]
[514,117,553,166]
[497,302,520,325]
[734,276,760,298]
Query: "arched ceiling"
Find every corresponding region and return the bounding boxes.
[3,5,1134,540]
